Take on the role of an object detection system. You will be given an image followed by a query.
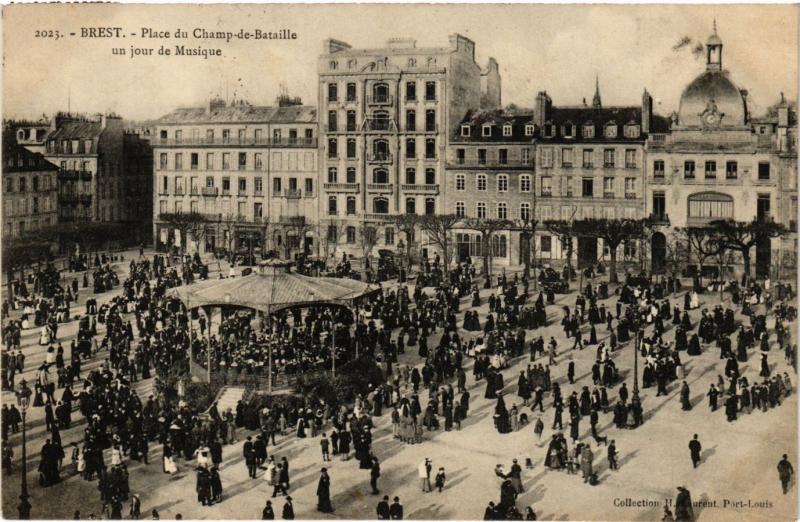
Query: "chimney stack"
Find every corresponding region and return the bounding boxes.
[641,88,653,134]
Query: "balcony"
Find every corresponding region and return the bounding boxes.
[648,213,670,226]
[401,184,439,194]
[58,169,93,182]
[367,152,393,164]
[59,194,92,205]
[540,191,552,198]
[365,119,395,132]
[175,188,185,196]
[279,215,306,226]
[285,189,302,199]
[323,182,359,192]
[152,136,317,148]
[367,183,393,193]
[625,193,638,200]
[366,94,394,106]
[446,158,534,169]
[202,187,219,197]
[603,192,615,199]
[364,213,394,221]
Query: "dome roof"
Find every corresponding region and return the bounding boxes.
[707,33,722,46]
[678,70,746,127]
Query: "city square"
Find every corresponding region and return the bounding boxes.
[1,3,798,521]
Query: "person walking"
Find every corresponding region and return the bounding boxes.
[778,454,794,494]
[320,434,330,462]
[370,456,381,495]
[580,444,594,483]
[418,458,432,492]
[244,436,257,479]
[317,468,334,513]
[607,440,618,470]
[688,434,702,469]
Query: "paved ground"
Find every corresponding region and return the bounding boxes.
[1,256,797,520]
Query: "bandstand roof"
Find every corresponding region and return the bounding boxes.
[168,260,379,314]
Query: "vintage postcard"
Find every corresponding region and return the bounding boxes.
[1,3,798,521]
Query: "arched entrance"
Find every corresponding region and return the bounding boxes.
[651,232,666,274]
[756,235,772,279]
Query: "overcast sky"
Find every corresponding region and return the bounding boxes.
[3,3,797,121]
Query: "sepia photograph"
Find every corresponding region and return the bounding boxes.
[1,3,798,520]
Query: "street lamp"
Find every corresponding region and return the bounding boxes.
[15,379,32,520]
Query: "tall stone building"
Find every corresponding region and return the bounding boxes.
[2,131,59,238]
[317,34,500,257]
[151,97,318,258]
[644,25,794,278]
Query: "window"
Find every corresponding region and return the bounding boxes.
[522,148,531,165]
[305,178,314,196]
[544,123,554,138]
[273,177,282,195]
[385,227,395,245]
[238,178,247,193]
[455,201,466,217]
[525,124,534,137]
[346,83,356,102]
[653,160,665,178]
[346,196,356,215]
[405,81,416,101]
[540,176,552,196]
[562,124,575,138]
[757,194,771,221]
[425,139,435,159]
[497,202,508,219]
[346,167,356,184]
[238,153,247,170]
[328,167,338,183]
[478,149,487,165]
[688,192,733,219]
[328,83,338,102]
[328,138,338,159]
[455,174,465,191]
[222,129,230,143]
[205,176,214,188]
[520,202,531,222]
[425,81,436,101]
[406,110,416,132]
[346,139,356,159]
[758,162,771,180]
[482,125,492,137]
[605,124,618,138]
[425,198,435,215]
[425,110,436,132]
[625,178,636,196]
[461,125,471,137]
[624,124,640,138]
[726,161,738,179]
[330,61,338,70]
[328,110,338,132]
[583,124,595,139]
[405,197,416,215]
[704,160,717,179]
[492,235,507,257]
[562,148,573,167]
[222,153,230,170]
[425,168,435,185]
[373,169,389,184]
[328,196,338,215]
[406,168,416,185]
[603,177,614,196]
[327,224,338,242]
[582,149,594,168]
[498,149,508,165]
[406,138,416,159]
[346,226,356,244]
[457,149,465,164]
[476,202,487,219]
[222,177,231,193]
[623,240,637,259]
[652,192,666,220]
[497,174,508,192]
[540,147,553,168]
[345,111,356,132]
[373,197,389,214]
[503,125,512,137]
[582,178,594,197]
[625,149,637,168]
[175,153,183,170]
[603,149,615,168]
[684,160,696,179]
[541,235,552,254]
[254,178,263,194]
[159,153,168,169]
[476,174,487,191]
[520,174,531,192]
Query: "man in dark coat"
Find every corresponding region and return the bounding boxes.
[688,434,702,468]
[370,456,381,494]
[282,497,294,520]
[262,500,275,520]
[389,497,404,520]
[376,496,390,519]
[675,486,694,521]
[243,436,257,478]
[778,454,794,494]
[317,468,334,513]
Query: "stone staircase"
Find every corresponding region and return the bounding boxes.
[211,385,247,416]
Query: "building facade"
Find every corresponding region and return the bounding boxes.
[2,132,59,238]
[644,27,795,278]
[317,35,500,257]
[445,110,535,265]
[151,97,318,257]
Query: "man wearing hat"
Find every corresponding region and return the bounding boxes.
[418,458,432,492]
[674,486,694,522]
[376,496,390,519]
[261,500,274,520]
[317,468,334,513]
[282,497,294,520]
[389,497,403,520]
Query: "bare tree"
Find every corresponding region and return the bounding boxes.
[462,217,512,286]
[709,218,787,284]
[284,216,312,259]
[573,218,646,284]
[544,219,577,282]
[678,227,721,285]
[418,214,461,279]
[359,222,378,261]
[393,214,419,272]
[159,212,208,254]
[321,219,346,265]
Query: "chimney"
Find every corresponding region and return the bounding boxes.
[101,114,107,129]
[641,88,653,134]
[778,93,789,127]
[534,91,551,127]
[740,89,749,123]
[208,97,226,114]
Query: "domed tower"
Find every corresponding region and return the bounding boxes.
[677,23,748,129]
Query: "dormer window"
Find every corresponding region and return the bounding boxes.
[605,122,618,139]
[461,125,471,137]
[624,123,640,138]
[583,124,595,139]
[408,58,416,68]
[329,61,338,70]
[562,123,575,139]
[525,124,535,137]
[482,124,492,137]
[544,123,554,138]
[503,125,513,137]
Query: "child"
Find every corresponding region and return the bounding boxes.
[434,467,446,492]
[320,433,330,462]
